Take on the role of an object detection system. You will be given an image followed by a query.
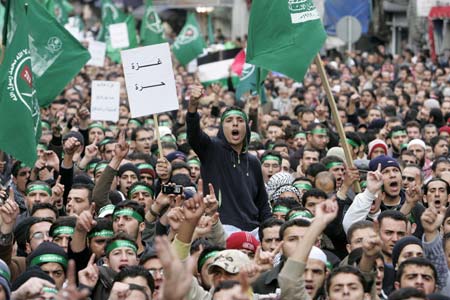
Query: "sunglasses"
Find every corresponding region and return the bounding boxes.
[402,176,415,182]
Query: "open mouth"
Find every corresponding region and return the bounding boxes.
[389,181,400,192]
[305,285,314,294]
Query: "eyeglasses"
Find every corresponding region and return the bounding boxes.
[402,176,415,182]
[148,268,164,277]
[31,231,51,240]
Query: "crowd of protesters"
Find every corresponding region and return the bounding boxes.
[0,9,450,299]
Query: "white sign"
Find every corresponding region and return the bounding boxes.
[87,41,106,67]
[91,81,120,122]
[121,43,178,118]
[417,0,450,17]
[109,22,129,49]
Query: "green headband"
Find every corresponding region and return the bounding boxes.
[294,183,312,191]
[346,139,359,148]
[88,123,105,131]
[98,204,115,217]
[295,132,306,138]
[26,184,52,196]
[220,109,248,123]
[106,240,137,255]
[42,287,58,295]
[37,144,48,151]
[390,130,407,137]
[310,128,327,135]
[325,162,344,170]
[273,205,290,214]
[86,162,98,171]
[129,119,142,127]
[261,155,281,164]
[0,268,11,282]
[98,138,113,147]
[88,229,114,239]
[30,254,68,268]
[161,135,176,143]
[326,261,333,271]
[199,251,220,270]
[145,118,154,125]
[128,185,154,198]
[188,158,201,167]
[137,163,154,170]
[177,132,187,141]
[41,121,51,130]
[52,226,74,237]
[360,181,367,188]
[94,163,108,174]
[113,208,144,223]
[159,121,171,127]
[251,132,261,142]
[288,210,313,221]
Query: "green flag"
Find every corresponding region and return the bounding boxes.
[0,0,41,167]
[235,64,267,104]
[98,0,138,63]
[53,0,74,25]
[140,0,165,46]
[173,13,205,66]
[37,0,55,16]
[28,0,91,107]
[246,0,326,82]
[0,2,5,35]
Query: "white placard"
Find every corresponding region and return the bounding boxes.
[91,81,120,122]
[121,43,178,118]
[109,22,129,49]
[87,41,106,67]
[417,0,450,17]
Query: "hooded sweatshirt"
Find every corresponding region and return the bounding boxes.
[186,111,271,231]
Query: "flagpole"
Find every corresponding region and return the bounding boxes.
[313,54,361,194]
[153,114,163,159]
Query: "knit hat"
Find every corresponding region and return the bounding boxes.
[62,131,84,146]
[12,266,54,292]
[226,232,260,253]
[439,126,450,135]
[266,172,295,200]
[368,139,388,158]
[391,236,422,268]
[166,151,187,163]
[118,163,140,179]
[27,242,68,271]
[208,250,251,275]
[326,147,345,162]
[368,119,386,130]
[369,155,400,172]
[137,163,156,179]
[0,260,10,300]
[308,246,327,265]
[407,139,426,150]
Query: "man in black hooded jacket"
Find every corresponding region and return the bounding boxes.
[186,85,271,233]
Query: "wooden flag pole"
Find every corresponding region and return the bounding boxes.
[153,114,163,159]
[314,54,361,194]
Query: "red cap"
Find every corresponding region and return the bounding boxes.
[439,126,450,135]
[226,232,260,253]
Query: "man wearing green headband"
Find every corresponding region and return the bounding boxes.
[87,122,106,144]
[128,181,154,211]
[260,151,282,185]
[388,125,408,159]
[187,157,201,184]
[187,85,271,232]
[99,138,117,161]
[24,181,53,213]
[49,216,76,253]
[306,123,329,156]
[11,161,32,213]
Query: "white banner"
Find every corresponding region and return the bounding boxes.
[121,43,178,118]
[91,81,121,122]
[87,41,106,67]
[109,22,130,49]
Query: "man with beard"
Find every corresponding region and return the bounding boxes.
[407,139,432,179]
[388,126,409,159]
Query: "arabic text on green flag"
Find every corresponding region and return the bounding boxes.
[173,13,205,66]
[28,0,91,107]
[0,0,41,167]
[246,0,326,82]
[140,0,165,46]
[98,0,138,63]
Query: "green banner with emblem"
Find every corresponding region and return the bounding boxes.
[173,13,205,66]
[140,0,165,46]
[0,0,41,167]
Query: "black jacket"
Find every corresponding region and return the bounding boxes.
[186,112,271,231]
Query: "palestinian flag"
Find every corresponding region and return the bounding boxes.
[197,48,241,88]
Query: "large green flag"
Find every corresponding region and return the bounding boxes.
[54,0,74,25]
[140,0,165,46]
[0,0,41,167]
[207,14,214,45]
[98,0,138,63]
[29,0,91,107]
[173,13,205,66]
[235,63,267,104]
[37,0,55,16]
[246,0,326,82]
[0,2,4,35]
